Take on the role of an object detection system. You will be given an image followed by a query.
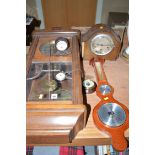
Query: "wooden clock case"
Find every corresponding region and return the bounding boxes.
[26,29,87,145]
[82,24,121,60]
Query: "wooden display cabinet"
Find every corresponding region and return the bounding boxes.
[26,29,87,145]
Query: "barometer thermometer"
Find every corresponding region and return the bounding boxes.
[90,58,129,152]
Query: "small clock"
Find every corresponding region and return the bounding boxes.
[55,72,66,81]
[38,37,70,56]
[55,37,69,51]
[90,34,114,56]
[82,24,121,60]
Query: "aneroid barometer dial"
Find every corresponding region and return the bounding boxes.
[90,34,114,56]
[98,84,112,95]
[98,102,126,127]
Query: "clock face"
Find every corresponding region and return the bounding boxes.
[90,34,115,56]
[55,38,69,51]
[55,72,66,81]
[39,38,70,56]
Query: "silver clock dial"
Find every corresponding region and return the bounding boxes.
[55,38,69,51]
[90,34,114,56]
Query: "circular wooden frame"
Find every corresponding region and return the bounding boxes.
[96,80,114,99]
[93,97,129,151]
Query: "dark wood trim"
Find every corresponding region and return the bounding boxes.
[72,36,83,105]
[26,36,39,77]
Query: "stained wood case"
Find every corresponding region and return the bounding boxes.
[26,29,87,145]
[82,24,121,60]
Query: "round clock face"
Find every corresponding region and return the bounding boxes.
[55,38,69,51]
[90,34,114,56]
[55,72,66,81]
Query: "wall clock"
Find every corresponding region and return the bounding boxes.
[26,28,87,145]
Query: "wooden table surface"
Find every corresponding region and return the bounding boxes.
[64,57,129,146]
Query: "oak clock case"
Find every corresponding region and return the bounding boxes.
[82,24,121,60]
[26,29,87,145]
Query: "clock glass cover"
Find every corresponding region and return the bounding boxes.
[90,34,114,56]
[55,38,69,51]
[39,38,70,56]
